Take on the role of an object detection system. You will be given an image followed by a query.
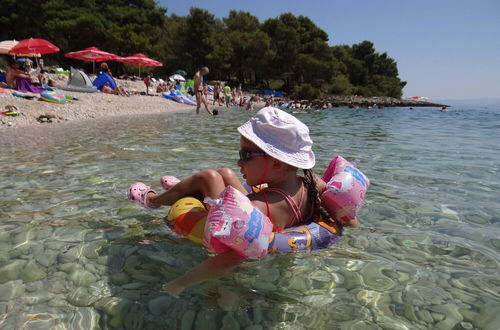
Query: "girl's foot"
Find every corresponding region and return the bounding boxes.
[127,182,159,208]
[160,175,180,190]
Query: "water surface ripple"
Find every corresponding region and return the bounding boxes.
[1,106,499,329]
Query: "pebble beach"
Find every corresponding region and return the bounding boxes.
[0,77,195,129]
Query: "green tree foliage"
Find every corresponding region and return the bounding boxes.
[262,13,334,89]
[0,1,45,40]
[294,83,321,100]
[42,0,166,56]
[328,74,354,95]
[0,3,406,97]
[172,8,233,79]
[224,11,273,84]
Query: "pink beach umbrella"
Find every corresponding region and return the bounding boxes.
[65,46,119,74]
[116,53,163,77]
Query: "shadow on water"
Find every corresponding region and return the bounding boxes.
[1,106,499,329]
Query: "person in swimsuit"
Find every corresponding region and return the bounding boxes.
[193,67,213,115]
[128,106,358,296]
[212,81,222,106]
[102,81,129,96]
[6,61,31,89]
[144,72,152,95]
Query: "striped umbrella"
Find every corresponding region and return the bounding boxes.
[0,40,18,54]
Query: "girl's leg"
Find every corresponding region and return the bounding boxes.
[163,250,245,297]
[217,167,246,194]
[148,169,225,207]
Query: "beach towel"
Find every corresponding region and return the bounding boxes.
[16,78,45,94]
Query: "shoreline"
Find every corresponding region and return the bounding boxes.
[323,95,448,108]
[1,75,447,130]
[0,91,195,129]
[0,77,196,130]
[272,95,448,109]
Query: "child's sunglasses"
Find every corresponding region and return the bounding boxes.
[238,150,267,162]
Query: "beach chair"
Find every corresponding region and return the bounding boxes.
[93,72,117,91]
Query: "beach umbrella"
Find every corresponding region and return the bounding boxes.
[175,69,187,76]
[408,96,429,101]
[169,74,185,82]
[116,53,162,77]
[65,47,119,74]
[9,38,59,55]
[0,40,18,54]
[0,40,41,57]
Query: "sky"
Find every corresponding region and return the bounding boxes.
[158,0,500,101]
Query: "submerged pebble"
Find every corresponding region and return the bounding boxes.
[1,106,499,329]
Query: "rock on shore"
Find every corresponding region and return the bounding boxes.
[324,95,447,108]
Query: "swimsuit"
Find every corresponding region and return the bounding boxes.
[259,179,314,230]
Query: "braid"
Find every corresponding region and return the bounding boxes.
[302,169,335,225]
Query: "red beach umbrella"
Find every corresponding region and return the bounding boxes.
[116,53,162,77]
[9,38,59,55]
[65,47,119,74]
[0,40,40,58]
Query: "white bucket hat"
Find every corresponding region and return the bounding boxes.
[237,106,316,169]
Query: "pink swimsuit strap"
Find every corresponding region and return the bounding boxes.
[261,180,307,227]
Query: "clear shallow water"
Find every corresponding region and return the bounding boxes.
[1,105,499,329]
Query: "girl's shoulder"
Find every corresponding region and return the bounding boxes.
[247,191,266,204]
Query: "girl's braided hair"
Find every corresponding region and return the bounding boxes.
[302,169,336,225]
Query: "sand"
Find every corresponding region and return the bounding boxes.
[0,77,196,130]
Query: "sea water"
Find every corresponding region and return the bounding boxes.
[0,105,499,329]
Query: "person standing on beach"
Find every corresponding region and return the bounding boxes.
[144,73,152,96]
[193,67,213,115]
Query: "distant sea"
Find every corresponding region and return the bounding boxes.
[1,102,499,329]
[435,97,500,108]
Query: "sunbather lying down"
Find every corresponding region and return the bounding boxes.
[102,82,130,96]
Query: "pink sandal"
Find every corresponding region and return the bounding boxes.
[160,175,180,190]
[127,182,159,208]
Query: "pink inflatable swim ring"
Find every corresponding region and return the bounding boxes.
[321,156,370,225]
[203,186,273,259]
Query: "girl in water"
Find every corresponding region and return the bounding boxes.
[128,106,357,295]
